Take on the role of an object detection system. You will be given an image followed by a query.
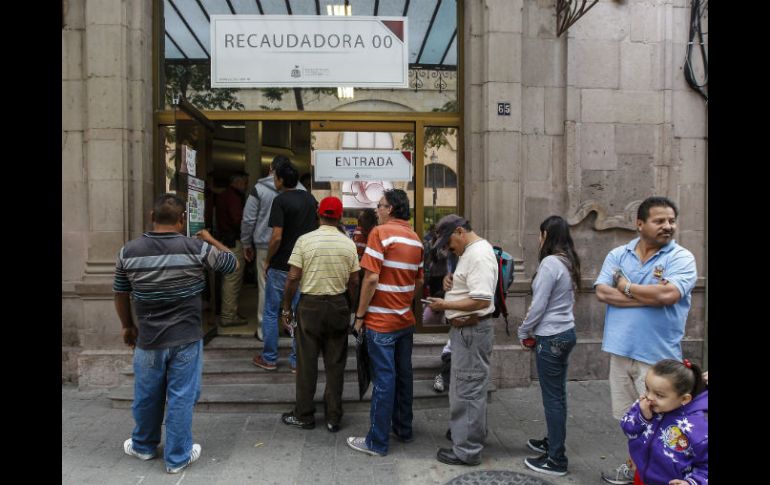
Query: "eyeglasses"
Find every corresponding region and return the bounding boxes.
[376,203,391,209]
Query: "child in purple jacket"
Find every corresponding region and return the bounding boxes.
[620,359,708,485]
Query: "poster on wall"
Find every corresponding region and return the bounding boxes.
[187,176,205,237]
[210,16,408,88]
[180,145,197,176]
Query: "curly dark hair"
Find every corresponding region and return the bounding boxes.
[383,189,410,221]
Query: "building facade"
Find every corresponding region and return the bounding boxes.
[62,0,707,388]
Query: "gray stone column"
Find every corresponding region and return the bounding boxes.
[62,0,154,386]
[465,0,524,262]
[464,0,532,388]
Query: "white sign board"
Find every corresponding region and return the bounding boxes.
[180,145,197,176]
[315,150,412,182]
[210,15,408,88]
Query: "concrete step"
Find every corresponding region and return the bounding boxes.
[120,355,445,385]
[108,379,494,413]
[203,334,450,359]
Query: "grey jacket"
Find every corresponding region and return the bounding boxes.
[517,255,576,339]
[240,176,305,249]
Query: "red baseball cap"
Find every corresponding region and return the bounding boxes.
[318,196,343,220]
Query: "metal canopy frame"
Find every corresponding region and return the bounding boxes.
[163,0,457,70]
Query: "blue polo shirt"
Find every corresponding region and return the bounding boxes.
[594,238,697,365]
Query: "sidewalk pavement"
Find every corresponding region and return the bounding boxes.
[63,380,629,485]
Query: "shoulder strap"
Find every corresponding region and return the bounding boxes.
[251,180,278,201]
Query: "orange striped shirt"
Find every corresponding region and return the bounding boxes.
[360,219,424,332]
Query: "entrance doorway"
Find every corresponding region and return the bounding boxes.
[163,110,460,336]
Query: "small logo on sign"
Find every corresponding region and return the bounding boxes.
[291,65,301,78]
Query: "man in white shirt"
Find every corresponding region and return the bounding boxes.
[427,214,498,467]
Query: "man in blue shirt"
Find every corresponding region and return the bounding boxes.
[593,196,697,484]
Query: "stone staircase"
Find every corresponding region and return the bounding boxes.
[108,334,496,413]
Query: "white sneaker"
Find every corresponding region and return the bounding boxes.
[601,463,634,484]
[346,437,383,456]
[123,438,156,460]
[433,373,445,393]
[166,443,201,474]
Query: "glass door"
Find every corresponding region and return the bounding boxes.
[171,97,218,338]
[309,121,417,233]
[311,121,441,331]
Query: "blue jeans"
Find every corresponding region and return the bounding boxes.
[131,340,203,470]
[262,268,299,365]
[365,326,415,455]
[535,327,576,467]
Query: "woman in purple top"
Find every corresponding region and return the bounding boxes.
[621,359,708,485]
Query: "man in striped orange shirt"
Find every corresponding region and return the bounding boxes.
[346,189,424,457]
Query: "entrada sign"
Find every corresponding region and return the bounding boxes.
[314,151,412,181]
[211,16,408,88]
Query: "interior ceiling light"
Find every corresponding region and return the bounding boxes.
[328,3,353,99]
[337,87,354,99]
[326,4,352,16]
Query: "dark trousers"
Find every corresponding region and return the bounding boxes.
[535,327,577,466]
[293,293,350,425]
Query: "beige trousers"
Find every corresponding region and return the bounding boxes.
[221,241,244,321]
[608,354,651,420]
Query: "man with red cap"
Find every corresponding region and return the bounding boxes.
[279,196,361,432]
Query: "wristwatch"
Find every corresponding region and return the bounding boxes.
[623,281,633,298]
[355,315,365,320]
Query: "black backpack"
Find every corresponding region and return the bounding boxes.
[491,246,515,335]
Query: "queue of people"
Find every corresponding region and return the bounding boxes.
[115,188,706,484]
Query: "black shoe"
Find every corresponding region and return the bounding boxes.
[445,429,452,441]
[326,422,340,433]
[527,437,549,454]
[281,412,315,429]
[524,454,567,477]
[391,430,414,443]
[436,448,480,466]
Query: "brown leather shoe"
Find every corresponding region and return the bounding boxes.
[252,354,277,371]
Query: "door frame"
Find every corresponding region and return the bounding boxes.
[154,109,461,334]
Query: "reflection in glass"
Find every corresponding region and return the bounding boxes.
[423,127,458,233]
[162,125,176,192]
[310,130,414,234]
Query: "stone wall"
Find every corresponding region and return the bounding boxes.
[62,0,707,387]
[62,0,154,386]
[465,0,707,386]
